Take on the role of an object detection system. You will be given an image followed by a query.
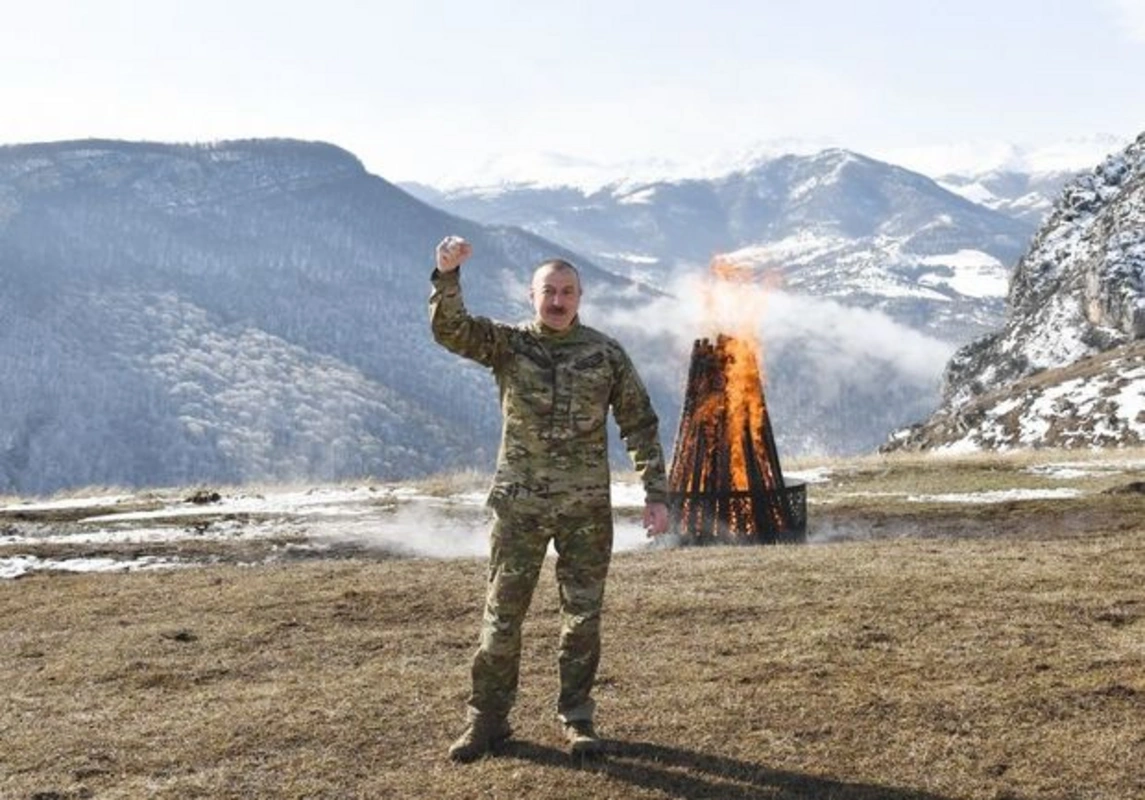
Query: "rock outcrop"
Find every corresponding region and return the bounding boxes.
[886,132,1145,452]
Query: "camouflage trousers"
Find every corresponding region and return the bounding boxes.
[465,502,613,725]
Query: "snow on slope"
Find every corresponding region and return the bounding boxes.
[886,341,1145,454]
[917,250,1008,298]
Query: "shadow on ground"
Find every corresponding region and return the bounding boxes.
[501,738,962,800]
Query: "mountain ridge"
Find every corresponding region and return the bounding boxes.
[0,138,649,494]
[407,146,1036,346]
[884,132,1145,452]
[6,135,1134,494]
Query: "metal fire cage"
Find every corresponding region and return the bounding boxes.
[666,335,806,545]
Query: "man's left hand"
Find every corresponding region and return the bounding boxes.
[643,502,669,537]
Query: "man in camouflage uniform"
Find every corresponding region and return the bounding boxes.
[430,235,669,761]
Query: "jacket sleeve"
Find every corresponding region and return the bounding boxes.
[429,268,510,369]
[610,347,669,504]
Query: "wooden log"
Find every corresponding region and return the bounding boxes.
[668,334,805,545]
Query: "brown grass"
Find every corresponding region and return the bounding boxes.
[802,446,1145,502]
[405,468,493,498]
[2,455,1144,800]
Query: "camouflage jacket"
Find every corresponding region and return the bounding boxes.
[430,268,668,512]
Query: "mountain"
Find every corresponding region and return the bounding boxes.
[0,138,646,494]
[403,149,1036,343]
[886,135,1132,226]
[7,137,1117,495]
[405,149,1058,460]
[884,132,1145,452]
[935,169,1078,225]
[883,341,1144,452]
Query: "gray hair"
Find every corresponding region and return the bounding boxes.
[533,258,581,288]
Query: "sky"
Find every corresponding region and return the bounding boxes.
[2,0,1143,186]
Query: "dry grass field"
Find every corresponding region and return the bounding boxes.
[2,450,1143,799]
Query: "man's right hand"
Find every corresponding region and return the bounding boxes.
[436,236,472,273]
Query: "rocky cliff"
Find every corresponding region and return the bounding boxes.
[886,133,1145,451]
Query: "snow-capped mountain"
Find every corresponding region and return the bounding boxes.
[399,137,841,194]
[7,135,1130,495]
[915,136,1134,225]
[885,132,1145,452]
[0,137,1014,495]
[405,148,1056,460]
[0,139,646,494]
[405,148,1036,343]
[935,170,1079,225]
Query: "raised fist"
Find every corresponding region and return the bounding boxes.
[643,501,670,537]
[436,235,472,272]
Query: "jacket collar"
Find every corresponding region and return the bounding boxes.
[531,315,581,339]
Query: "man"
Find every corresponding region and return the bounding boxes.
[429,235,670,762]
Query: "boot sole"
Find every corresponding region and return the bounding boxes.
[448,731,512,763]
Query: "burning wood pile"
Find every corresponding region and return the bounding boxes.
[667,320,806,545]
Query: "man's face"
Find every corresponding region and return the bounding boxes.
[530,266,581,331]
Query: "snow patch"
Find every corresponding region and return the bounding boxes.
[907,488,1082,503]
[938,180,998,206]
[785,467,833,484]
[725,232,850,267]
[0,554,185,579]
[918,250,1009,299]
[0,494,136,513]
[1025,465,1096,480]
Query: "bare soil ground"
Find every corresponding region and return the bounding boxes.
[2,452,1143,799]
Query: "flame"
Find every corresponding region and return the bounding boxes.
[701,254,782,353]
[701,255,779,491]
[723,337,763,490]
[667,253,791,541]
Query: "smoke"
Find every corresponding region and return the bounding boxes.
[318,504,491,559]
[764,292,956,384]
[316,503,667,560]
[588,269,953,381]
[583,266,958,455]
[804,518,884,545]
